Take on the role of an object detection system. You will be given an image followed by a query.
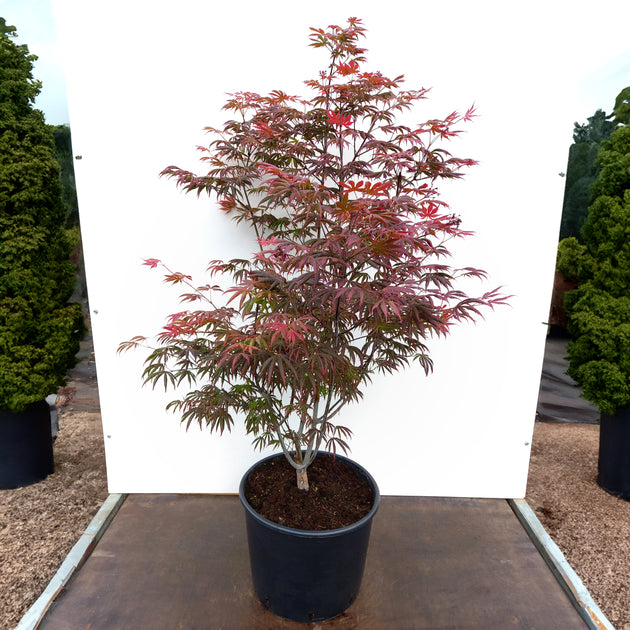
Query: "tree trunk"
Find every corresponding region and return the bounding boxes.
[296,468,309,491]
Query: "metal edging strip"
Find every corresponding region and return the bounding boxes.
[509,498,614,630]
[16,492,128,630]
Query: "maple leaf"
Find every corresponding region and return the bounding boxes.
[420,204,439,218]
[253,120,276,137]
[339,180,391,196]
[463,104,477,122]
[143,258,161,268]
[327,110,353,128]
[337,60,360,76]
[339,180,365,193]
[218,196,237,213]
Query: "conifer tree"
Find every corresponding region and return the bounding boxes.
[0,18,82,412]
[560,120,630,414]
[558,109,617,240]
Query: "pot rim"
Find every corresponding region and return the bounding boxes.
[238,451,380,538]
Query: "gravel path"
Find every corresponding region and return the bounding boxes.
[527,421,630,629]
[0,408,107,628]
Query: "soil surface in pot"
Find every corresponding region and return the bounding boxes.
[244,454,374,530]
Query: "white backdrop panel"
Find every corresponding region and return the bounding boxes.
[51,0,626,496]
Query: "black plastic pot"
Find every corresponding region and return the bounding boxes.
[239,452,380,622]
[598,408,630,500]
[0,400,54,489]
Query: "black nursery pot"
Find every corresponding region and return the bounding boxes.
[239,452,380,623]
[598,409,630,500]
[0,400,54,489]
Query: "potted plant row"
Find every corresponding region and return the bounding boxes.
[120,18,506,622]
[0,19,83,489]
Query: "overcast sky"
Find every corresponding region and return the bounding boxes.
[1,0,69,124]
[1,0,628,130]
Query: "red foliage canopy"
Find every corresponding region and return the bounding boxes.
[120,18,507,479]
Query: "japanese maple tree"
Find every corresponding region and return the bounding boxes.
[120,18,506,490]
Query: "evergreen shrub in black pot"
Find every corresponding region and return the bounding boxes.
[0,20,83,488]
[566,284,630,499]
[560,102,630,499]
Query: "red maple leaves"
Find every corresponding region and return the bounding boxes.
[337,60,360,76]
[326,110,353,128]
[121,18,506,481]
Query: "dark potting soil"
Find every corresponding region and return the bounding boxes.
[244,454,374,531]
